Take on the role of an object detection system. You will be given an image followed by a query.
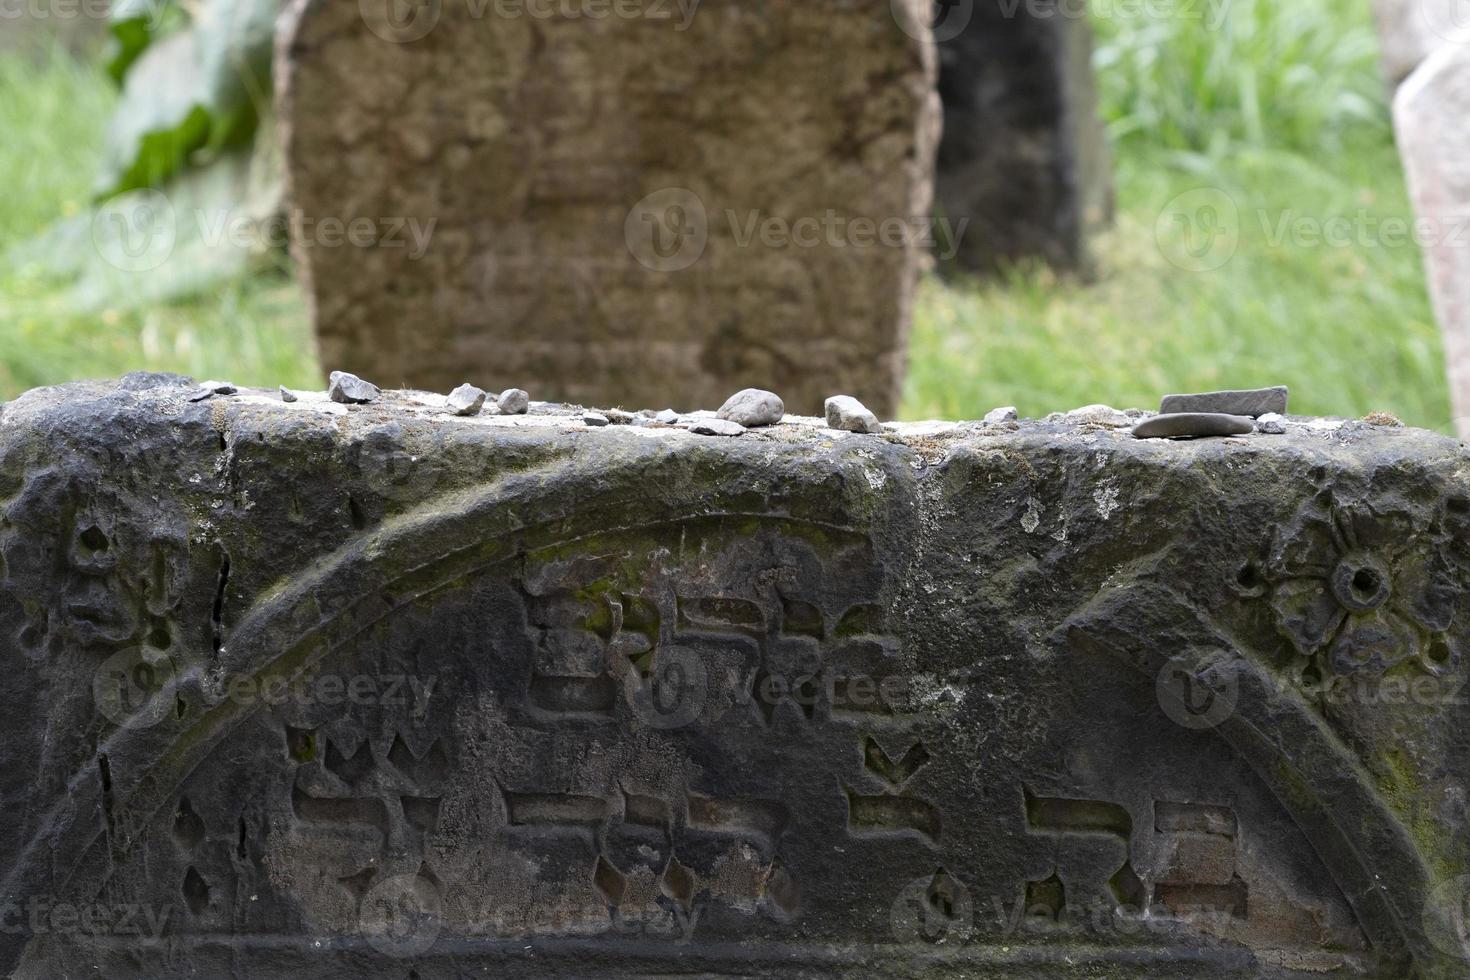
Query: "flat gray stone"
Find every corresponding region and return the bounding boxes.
[654,409,679,425]
[278,386,298,403]
[497,389,529,415]
[446,384,487,417]
[1160,386,1288,418]
[685,418,746,437]
[1257,413,1286,435]
[328,371,380,405]
[825,395,881,434]
[984,406,1019,425]
[1133,412,1255,440]
[583,412,611,428]
[187,381,238,403]
[717,389,785,428]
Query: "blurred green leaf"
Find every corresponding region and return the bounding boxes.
[97,0,279,198]
[105,0,169,83]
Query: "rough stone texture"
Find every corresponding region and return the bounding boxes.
[497,389,530,416]
[935,0,1113,274]
[1257,413,1287,435]
[1395,43,1470,437]
[5,376,1470,978]
[1160,387,1289,419]
[825,394,881,433]
[329,371,380,405]
[277,0,940,417]
[718,389,785,428]
[445,384,487,417]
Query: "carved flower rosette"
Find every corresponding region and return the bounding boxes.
[1256,493,1462,679]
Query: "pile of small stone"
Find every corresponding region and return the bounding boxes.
[1133,386,1288,440]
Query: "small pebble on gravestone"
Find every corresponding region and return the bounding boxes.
[1067,404,1131,425]
[1159,386,1287,418]
[446,383,487,416]
[279,386,298,403]
[497,388,530,415]
[655,409,679,424]
[825,395,881,434]
[717,388,785,427]
[188,381,238,402]
[984,406,1019,424]
[329,371,381,404]
[686,418,746,437]
[1133,413,1255,440]
[1257,413,1286,434]
[583,412,611,427]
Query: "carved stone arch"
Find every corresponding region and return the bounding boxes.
[2,454,884,973]
[1064,578,1454,979]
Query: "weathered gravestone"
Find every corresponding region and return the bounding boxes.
[277,0,940,417]
[1394,39,1470,437]
[1371,0,1467,87]
[3,374,1470,977]
[934,0,1114,275]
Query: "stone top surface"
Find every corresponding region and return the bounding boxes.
[3,374,1448,462]
[4,373,1469,979]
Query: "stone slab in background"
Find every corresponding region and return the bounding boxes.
[1159,387,1288,418]
[277,0,939,417]
[934,0,1113,275]
[1371,0,1465,87]
[1394,40,1470,436]
[3,376,1470,977]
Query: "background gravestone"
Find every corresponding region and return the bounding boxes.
[934,0,1114,275]
[3,376,1470,978]
[1394,37,1470,436]
[1370,0,1465,87]
[278,0,940,417]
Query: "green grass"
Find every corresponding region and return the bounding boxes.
[0,42,318,397]
[907,0,1450,432]
[0,2,1452,431]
